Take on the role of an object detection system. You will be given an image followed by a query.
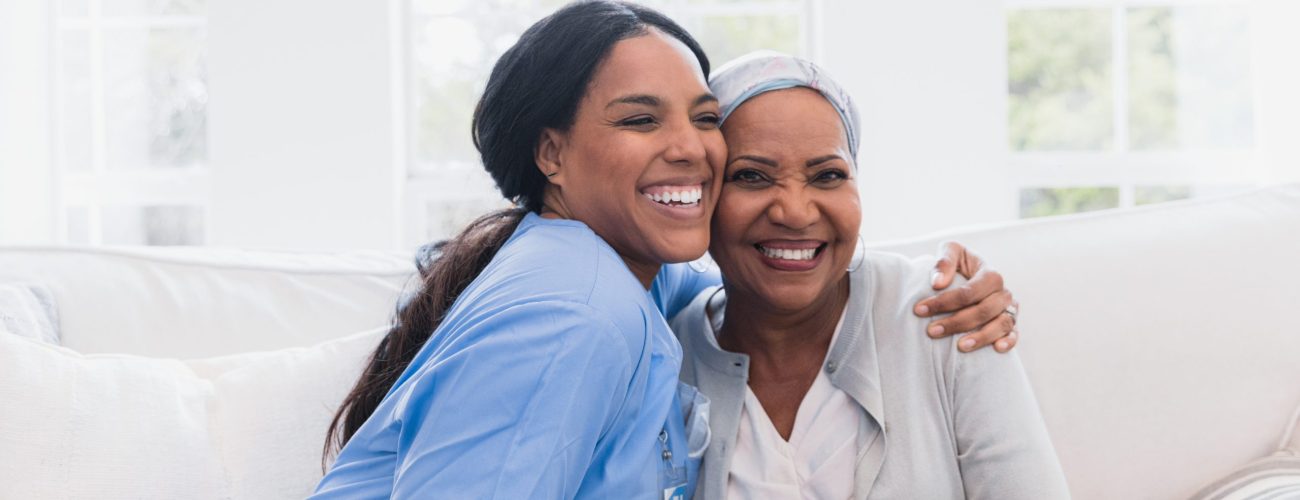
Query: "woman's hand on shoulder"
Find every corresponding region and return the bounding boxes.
[913,241,1019,354]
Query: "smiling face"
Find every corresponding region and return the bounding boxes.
[711,87,861,312]
[540,29,726,283]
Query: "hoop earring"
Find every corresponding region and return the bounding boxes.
[847,234,866,273]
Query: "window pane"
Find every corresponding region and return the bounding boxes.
[411,14,532,167]
[102,0,207,16]
[1008,9,1113,151]
[697,15,802,66]
[1134,185,1191,205]
[66,207,91,245]
[101,205,204,245]
[1128,6,1253,150]
[60,0,89,17]
[103,28,208,170]
[1019,186,1119,218]
[60,31,94,173]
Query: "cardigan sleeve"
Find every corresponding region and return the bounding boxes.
[950,343,1072,499]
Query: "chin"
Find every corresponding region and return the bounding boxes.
[753,285,825,312]
[650,230,710,264]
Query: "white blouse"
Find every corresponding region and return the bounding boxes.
[714,309,869,500]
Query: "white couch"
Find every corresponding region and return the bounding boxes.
[2,184,1299,499]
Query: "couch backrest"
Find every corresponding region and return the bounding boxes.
[0,246,414,358]
[866,184,1300,499]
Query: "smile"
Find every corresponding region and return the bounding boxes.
[754,241,827,271]
[641,185,703,207]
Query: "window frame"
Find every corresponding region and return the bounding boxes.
[52,0,210,245]
[1004,0,1264,213]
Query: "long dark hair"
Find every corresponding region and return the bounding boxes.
[323,0,710,464]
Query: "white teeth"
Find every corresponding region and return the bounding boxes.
[643,187,703,206]
[760,246,817,261]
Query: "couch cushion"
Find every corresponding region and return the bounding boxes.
[867,184,1300,499]
[0,246,412,358]
[0,326,385,499]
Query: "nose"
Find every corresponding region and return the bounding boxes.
[766,183,821,231]
[662,117,708,167]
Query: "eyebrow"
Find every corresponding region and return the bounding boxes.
[607,94,660,109]
[730,155,778,168]
[605,93,718,109]
[731,154,845,169]
[693,94,718,107]
[805,154,844,168]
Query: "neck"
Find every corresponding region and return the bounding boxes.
[718,275,851,378]
[540,191,658,290]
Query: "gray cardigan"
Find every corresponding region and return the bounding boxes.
[669,251,1070,499]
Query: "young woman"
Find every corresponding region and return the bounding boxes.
[315,3,1018,498]
[670,52,1069,499]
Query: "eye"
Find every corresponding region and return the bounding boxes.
[728,168,769,186]
[813,169,849,185]
[694,113,720,129]
[618,115,658,130]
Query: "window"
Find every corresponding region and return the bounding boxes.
[404,0,815,245]
[1007,2,1258,218]
[55,0,209,245]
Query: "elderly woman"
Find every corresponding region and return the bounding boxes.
[671,52,1071,499]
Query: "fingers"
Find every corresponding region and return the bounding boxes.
[915,268,1005,317]
[993,328,1019,353]
[930,242,962,290]
[954,310,1016,353]
[925,289,1012,338]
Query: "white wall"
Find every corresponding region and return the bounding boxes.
[206,0,403,250]
[819,0,1015,243]
[0,0,55,244]
[1252,0,1300,185]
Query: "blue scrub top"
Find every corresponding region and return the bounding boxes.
[313,213,721,499]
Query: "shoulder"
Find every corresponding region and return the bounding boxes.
[444,216,650,353]
[853,251,968,361]
[855,250,957,315]
[667,285,720,343]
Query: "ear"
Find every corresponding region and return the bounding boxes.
[534,128,565,184]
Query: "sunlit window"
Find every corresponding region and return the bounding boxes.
[56,0,209,245]
[1008,3,1256,219]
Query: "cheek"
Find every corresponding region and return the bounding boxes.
[826,190,863,245]
[712,189,765,247]
[704,135,728,176]
[566,134,644,194]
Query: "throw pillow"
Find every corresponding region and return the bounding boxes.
[1189,401,1300,499]
[0,283,60,344]
[0,326,385,499]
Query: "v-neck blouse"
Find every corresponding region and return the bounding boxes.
[709,303,865,500]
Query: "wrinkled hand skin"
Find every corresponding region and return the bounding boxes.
[914,241,1019,354]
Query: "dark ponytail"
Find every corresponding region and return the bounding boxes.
[323,0,710,464]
